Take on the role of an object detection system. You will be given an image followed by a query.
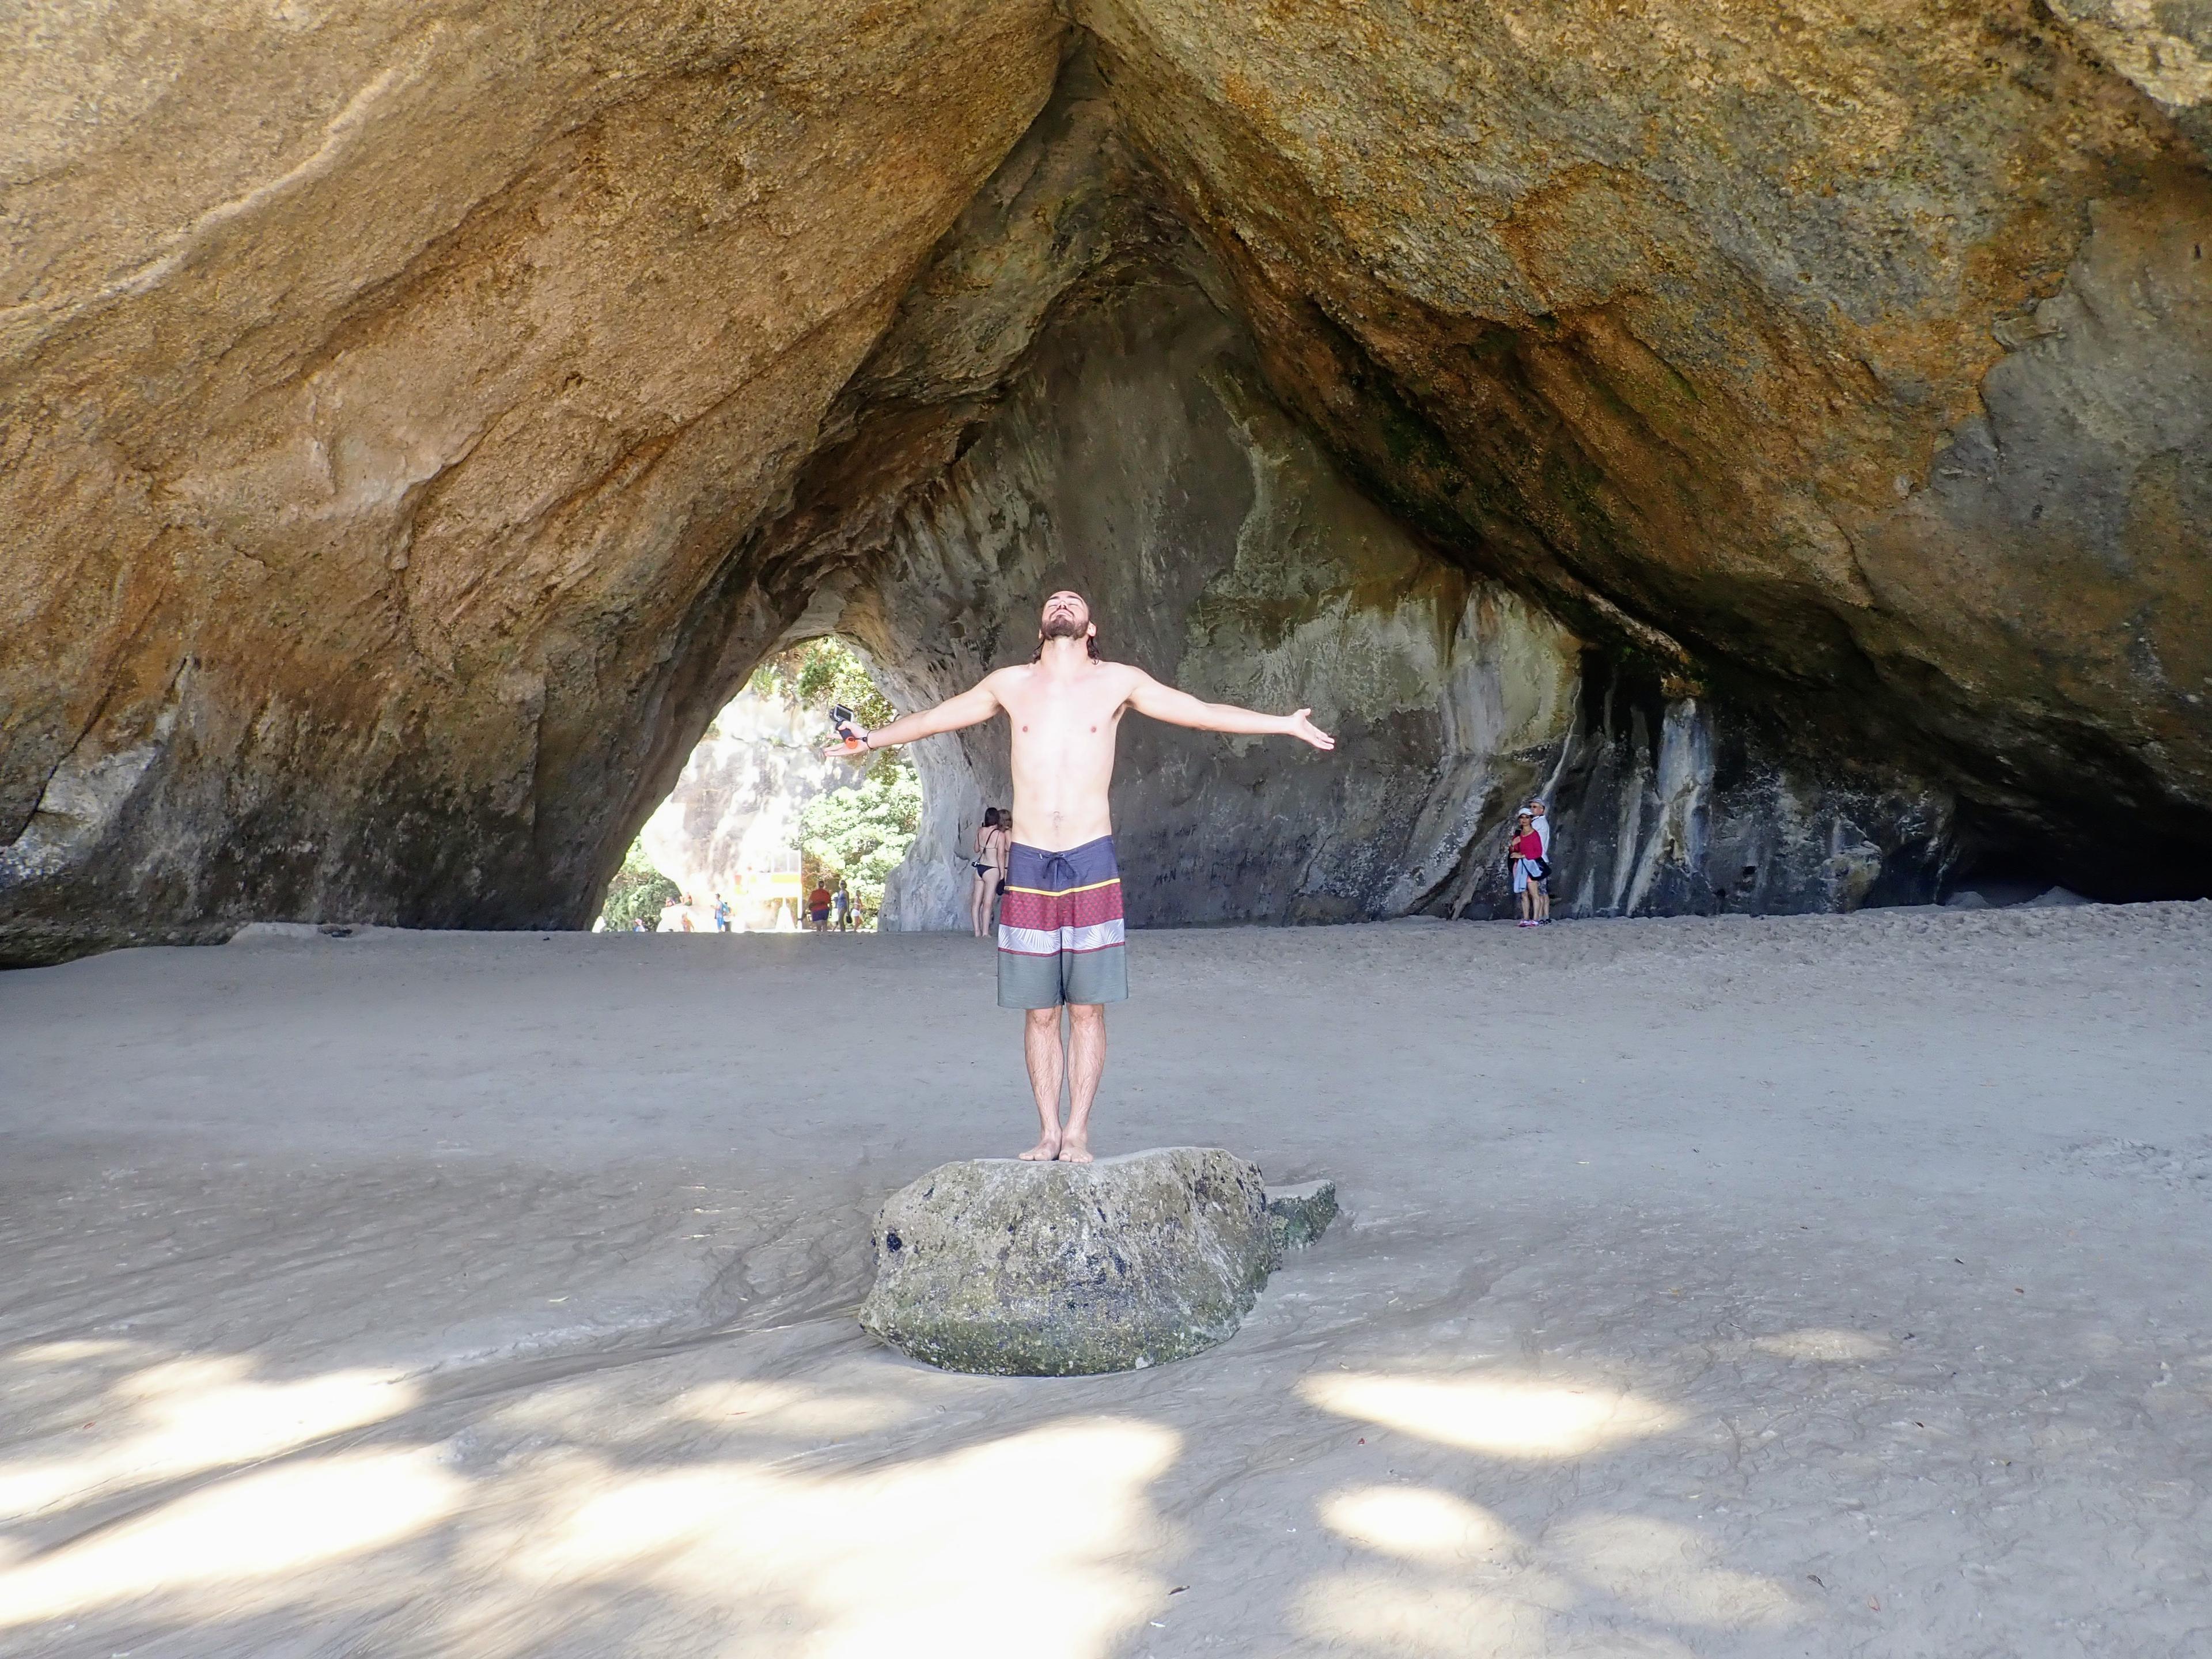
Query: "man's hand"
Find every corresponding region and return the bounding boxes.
[812,675,1007,761]
[1283,708,1336,752]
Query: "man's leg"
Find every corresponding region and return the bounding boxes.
[1059,1003,1106,1163]
[1020,1006,1065,1160]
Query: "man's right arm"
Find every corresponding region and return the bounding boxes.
[824,673,1003,756]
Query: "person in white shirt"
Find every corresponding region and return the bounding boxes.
[1526,799,1552,924]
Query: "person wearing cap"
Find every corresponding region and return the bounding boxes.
[1526,798,1552,924]
[1509,809,1547,926]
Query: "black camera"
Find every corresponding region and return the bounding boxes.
[830,704,857,741]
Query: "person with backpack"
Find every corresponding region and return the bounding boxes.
[1527,798,1552,925]
[1510,809,1549,927]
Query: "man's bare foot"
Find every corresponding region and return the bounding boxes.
[1056,1137,1093,1164]
[1019,1135,1060,1161]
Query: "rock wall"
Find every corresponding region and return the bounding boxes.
[1081,0,2212,894]
[0,1,1062,963]
[865,270,1582,929]
[3,3,2207,960]
[815,53,1971,928]
[1440,654,1956,921]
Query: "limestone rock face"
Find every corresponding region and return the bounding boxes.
[0,0,1062,963]
[804,56,1964,926]
[861,266,1585,928]
[1081,0,2212,892]
[859,1147,1298,1376]
[2051,0,2212,159]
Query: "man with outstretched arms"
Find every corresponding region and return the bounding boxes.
[826,590,1335,1162]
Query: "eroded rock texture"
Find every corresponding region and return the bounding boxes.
[1080,0,2212,892]
[1,1,1062,961]
[3,3,2207,961]
[858,1147,1292,1375]
[857,262,1585,929]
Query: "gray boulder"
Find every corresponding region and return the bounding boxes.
[858,1147,1332,1376]
[1265,1179,1339,1255]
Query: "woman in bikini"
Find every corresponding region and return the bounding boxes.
[969,807,1010,939]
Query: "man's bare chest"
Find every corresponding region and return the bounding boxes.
[1000,680,1129,748]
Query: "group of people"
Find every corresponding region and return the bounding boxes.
[661,892,767,931]
[806,884,858,931]
[969,806,1012,940]
[1509,797,1555,926]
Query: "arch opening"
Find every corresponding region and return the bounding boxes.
[594,638,928,936]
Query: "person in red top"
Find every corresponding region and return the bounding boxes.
[808,884,833,932]
[1509,809,1548,927]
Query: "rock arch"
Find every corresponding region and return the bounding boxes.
[5,5,2207,962]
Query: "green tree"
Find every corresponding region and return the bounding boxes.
[799,762,923,919]
[597,839,679,931]
[749,637,896,730]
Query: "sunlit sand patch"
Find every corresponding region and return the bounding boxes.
[1302,1372,1680,1458]
[0,1449,462,1627]
[1747,1328,1892,1362]
[1547,1513,1804,1628]
[669,1378,926,1435]
[509,1416,1179,1659]
[0,1355,419,1521]
[5,1339,135,1365]
[480,1374,929,1449]
[1320,1486,1521,1566]
[1293,1571,1576,1656]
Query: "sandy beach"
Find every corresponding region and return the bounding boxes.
[2,906,2209,1657]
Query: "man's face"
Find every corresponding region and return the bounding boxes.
[1039,590,1093,641]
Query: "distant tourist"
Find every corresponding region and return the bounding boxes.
[1526,798,1552,925]
[713,893,732,933]
[1510,809,1548,927]
[832,887,850,931]
[971,807,1011,940]
[808,883,832,931]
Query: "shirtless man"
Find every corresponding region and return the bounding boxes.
[825,590,1335,1161]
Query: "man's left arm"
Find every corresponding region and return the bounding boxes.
[1127,671,1336,751]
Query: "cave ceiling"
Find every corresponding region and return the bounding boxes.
[2,1,2207,963]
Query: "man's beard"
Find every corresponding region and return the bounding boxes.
[1040,613,1086,641]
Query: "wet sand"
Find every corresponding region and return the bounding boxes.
[2,906,2209,1657]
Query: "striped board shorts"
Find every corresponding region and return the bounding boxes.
[996,835,1129,1009]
